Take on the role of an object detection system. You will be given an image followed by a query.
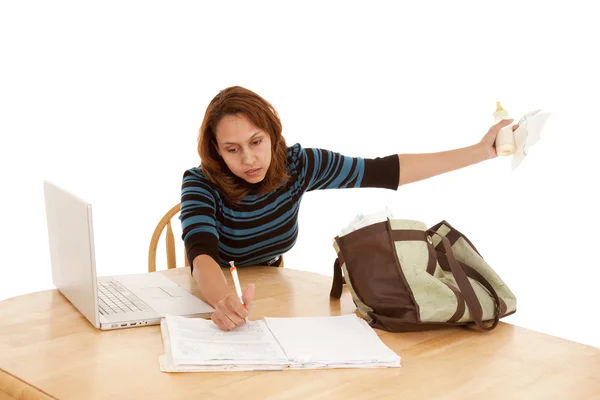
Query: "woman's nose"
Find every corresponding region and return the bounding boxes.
[242,149,256,165]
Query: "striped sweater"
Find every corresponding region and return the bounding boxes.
[180,143,399,270]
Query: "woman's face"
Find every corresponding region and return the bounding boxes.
[215,113,272,184]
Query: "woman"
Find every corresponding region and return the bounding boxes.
[180,86,515,331]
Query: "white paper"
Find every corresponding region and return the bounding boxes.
[263,314,401,369]
[163,315,289,369]
[159,319,285,372]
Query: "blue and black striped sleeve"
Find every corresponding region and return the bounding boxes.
[302,148,399,191]
[179,170,220,273]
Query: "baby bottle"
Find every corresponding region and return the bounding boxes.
[493,101,516,156]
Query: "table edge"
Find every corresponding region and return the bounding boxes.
[0,367,58,400]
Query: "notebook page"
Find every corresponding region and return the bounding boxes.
[159,319,284,372]
[165,315,289,366]
[263,314,400,367]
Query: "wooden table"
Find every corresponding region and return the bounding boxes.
[1,267,599,400]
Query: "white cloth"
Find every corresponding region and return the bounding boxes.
[338,207,394,237]
[512,109,553,170]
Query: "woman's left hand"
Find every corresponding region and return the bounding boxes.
[478,119,519,159]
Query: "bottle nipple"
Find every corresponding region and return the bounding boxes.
[495,101,504,112]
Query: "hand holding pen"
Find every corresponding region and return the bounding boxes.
[210,261,255,331]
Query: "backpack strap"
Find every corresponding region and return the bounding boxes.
[429,230,500,331]
[330,258,344,298]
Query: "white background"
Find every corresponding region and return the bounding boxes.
[1,1,598,348]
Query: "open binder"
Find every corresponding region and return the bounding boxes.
[160,314,401,372]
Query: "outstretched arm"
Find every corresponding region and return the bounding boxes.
[397,119,516,186]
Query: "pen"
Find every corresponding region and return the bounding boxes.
[229,261,249,323]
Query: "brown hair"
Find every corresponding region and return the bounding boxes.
[198,86,289,204]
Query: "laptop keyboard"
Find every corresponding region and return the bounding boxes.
[97,280,150,315]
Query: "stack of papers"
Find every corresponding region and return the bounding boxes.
[160,314,401,372]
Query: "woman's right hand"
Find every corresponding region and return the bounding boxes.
[211,283,255,331]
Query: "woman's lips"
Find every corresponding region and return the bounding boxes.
[245,168,261,176]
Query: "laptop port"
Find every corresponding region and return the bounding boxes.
[120,323,127,327]
[130,323,136,326]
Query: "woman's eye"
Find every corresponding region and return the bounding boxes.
[252,139,262,146]
[227,148,237,154]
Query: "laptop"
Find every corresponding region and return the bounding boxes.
[43,180,214,330]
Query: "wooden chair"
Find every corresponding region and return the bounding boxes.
[148,203,188,272]
[148,203,284,272]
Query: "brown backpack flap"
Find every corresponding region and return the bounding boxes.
[331,221,420,326]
